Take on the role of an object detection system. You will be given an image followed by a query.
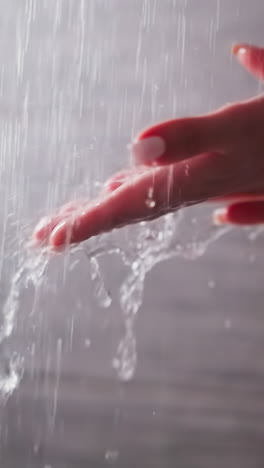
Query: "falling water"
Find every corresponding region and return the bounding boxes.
[0,206,231,394]
[0,0,262,402]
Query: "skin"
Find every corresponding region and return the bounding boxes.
[34,43,264,249]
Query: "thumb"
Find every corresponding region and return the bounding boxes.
[214,200,264,226]
[233,43,264,80]
[131,96,261,166]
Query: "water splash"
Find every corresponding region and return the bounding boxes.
[113,212,232,380]
[0,351,22,399]
[6,168,264,399]
[89,256,112,308]
[0,248,48,397]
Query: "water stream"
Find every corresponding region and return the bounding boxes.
[0,206,232,397]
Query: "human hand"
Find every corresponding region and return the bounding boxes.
[34,44,264,249]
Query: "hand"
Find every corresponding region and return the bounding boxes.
[34,44,264,249]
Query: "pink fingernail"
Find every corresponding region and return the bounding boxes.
[131,136,166,165]
[34,216,49,232]
[232,44,248,59]
[49,220,70,247]
[213,208,228,225]
[33,217,52,241]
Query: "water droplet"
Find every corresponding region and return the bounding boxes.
[224,318,231,330]
[249,254,256,263]
[145,186,155,208]
[89,257,112,308]
[105,450,119,463]
[33,444,39,454]
[145,198,156,208]
[113,333,137,381]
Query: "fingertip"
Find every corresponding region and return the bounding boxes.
[33,217,53,242]
[49,220,72,249]
[228,201,264,225]
[214,201,264,226]
[131,136,166,166]
[213,207,228,225]
[232,43,264,80]
[232,43,251,69]
[232,43,249,58]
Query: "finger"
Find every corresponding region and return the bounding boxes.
[49,151,247,248]
[34,201,91,243]
[34,171,148,245]
[59,199,89,214]
[214,201,264,225]
[233,43,264,80]
[34,196,119,246]
[49,167,169,248]
[210,193,264,203]
[130,96,263,166]
[103,167,150,192]
[34,214,70,243]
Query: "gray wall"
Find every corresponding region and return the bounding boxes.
[0,1,264,467]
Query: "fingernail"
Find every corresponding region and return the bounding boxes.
[131,136,166,165]
[33,217,52,240]
[50,220,73,248]
[34,216,49,232]
[213,208,228,225]
[232,44,248,58]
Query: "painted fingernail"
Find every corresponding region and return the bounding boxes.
[34,216,49,231]
[33,216,52,240]
[50,220,73,248]
[213,208,228,225]
[131,136,166,165]
[232,44,248,58]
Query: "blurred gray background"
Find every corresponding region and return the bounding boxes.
[0,1,264,467]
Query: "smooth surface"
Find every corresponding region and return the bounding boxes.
[0,1,264,467]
